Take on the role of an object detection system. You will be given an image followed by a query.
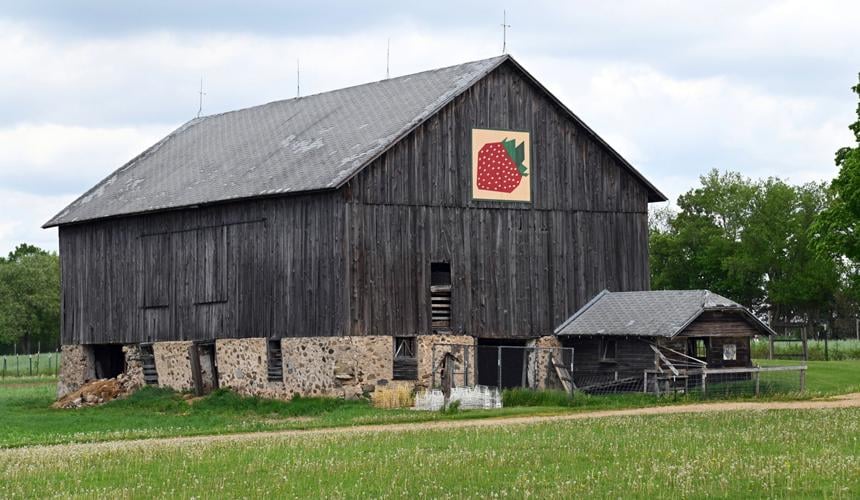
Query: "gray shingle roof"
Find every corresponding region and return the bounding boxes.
[45,56,508,227]
[45,54,665,228]
[554,289,772,337]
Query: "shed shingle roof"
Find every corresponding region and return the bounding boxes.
[45,54,665,227]
[554,289,773,338]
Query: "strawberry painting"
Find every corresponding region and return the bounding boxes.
[475,138,528,193]
[472,129,531,202]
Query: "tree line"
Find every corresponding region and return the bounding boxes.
[0,244,60,353]
[650,75,860,338]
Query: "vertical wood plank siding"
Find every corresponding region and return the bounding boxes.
[59,193,346,344]
[59,60,652,344]
[345,61,650,338]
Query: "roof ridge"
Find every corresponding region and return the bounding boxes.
[196,55,510,122]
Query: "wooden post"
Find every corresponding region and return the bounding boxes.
[754,370,760,397]
[801,325,808,361]
[701,371,707,397]
[643,371,648,394]
[768,335,774,360]
[189,344,204,397]
[497,346,502,390]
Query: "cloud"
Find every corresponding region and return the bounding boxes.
[0,1,856,255]
[0,190,75,255]
[0,123,174,194]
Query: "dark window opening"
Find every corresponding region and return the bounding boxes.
[690,338,708,360]
[195,226,228,304]
[91,344,125,379]
[430,262,451,330]
[141,233,171,308]
[267,339,283,382]
[600,339,616,362]
[140,343,158,385]
[393,337,418,380]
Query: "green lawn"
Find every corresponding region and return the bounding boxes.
[1,409,857,498]
[0,360,857,449]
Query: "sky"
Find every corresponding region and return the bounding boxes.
[0,0,857,255]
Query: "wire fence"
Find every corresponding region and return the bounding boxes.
[430,343,575,393]
[644,365,806,397]
[0,351,60,378]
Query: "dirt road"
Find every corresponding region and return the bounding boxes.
[6,392,859,454]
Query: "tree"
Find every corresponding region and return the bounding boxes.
[813,74,860,299]
[650,172,840,324]
[0,244,60,351]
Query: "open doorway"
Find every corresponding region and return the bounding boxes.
[90,344,125,379]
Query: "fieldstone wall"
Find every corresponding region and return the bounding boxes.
[531,335,565,389]
[152,341,194,392]
[417,335,476,388]
[282,336,393,399]
[122,344,146,392]
[57,344,93,398]
[215,338,290,399]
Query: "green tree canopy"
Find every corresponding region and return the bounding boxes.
[0,244,60,351]
[812,74,860,299]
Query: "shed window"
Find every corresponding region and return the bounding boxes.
[393,337,418,380]
[430,262,451,329]
[141,233,171,308]
[600,339,616,361]
[691,338,708,359]
[196,226,228,304]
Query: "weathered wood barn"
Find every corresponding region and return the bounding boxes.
[555,290,776,393]
[47,54,671,398]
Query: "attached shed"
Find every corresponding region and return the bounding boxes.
[554,290,775,392]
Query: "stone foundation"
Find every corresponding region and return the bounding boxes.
[122,344,146,392]
[151,341,194,392]
[215,338,288,399]
[281,336,393,399]
[531,335,565,389]
[417,335,476,388]
[58,334,568,401]
[57,345,93,398]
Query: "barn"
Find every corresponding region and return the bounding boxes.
[47,54,670,399]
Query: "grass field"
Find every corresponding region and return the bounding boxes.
[1,360,858,449]
[1,408,857,498]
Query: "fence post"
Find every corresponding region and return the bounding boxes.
[643,371,648,394]
[768,335,774,359]
[701,371,707,397]
[754,370,760,397]
[497,346,502,390]
[2,357,5,379]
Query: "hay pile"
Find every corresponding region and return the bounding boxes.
[53,373,139,409]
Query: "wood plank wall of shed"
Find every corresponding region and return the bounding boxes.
[59,193,346,344]
[344,60,651,338]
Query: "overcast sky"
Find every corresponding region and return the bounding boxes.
[0,0,857,255]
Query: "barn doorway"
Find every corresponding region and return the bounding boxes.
[190,341,219,395]
[91,344,125,379]
[476,338,528,389]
